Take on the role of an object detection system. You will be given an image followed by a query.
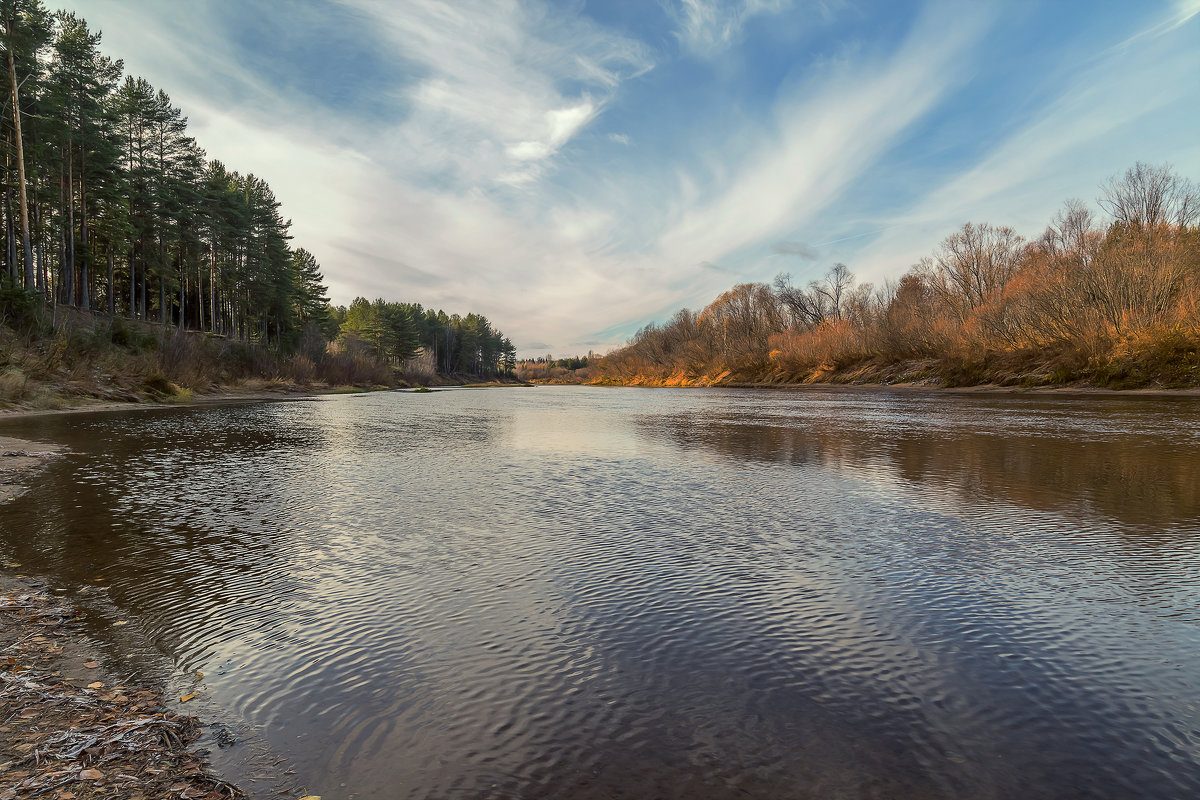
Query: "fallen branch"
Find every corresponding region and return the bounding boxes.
[40,715,183,761]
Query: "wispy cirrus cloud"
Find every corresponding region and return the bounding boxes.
[671,0,797,56]
[56,0,1200,356]
[342,0,652,187]
[843,1,1200,285]
[651,2,991,283]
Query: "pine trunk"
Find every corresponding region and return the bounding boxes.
[34,200,45,292]
[6,20,34,290]
[209,239,216,333]
[5,188,14,281]
[139,248,146,320]
[67,150,76,306]
[79,147,90,311]
[129,247,136,319]
[178,240,185,329]
[58,170,67,304]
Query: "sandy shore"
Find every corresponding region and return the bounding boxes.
[0,385,347,421]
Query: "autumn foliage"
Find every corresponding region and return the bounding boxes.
[596,163,1200,389]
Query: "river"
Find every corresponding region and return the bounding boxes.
[2,386,1199,799]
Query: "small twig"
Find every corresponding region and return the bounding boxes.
[40,716,182,760]
[0,630,36,653]
[26,777,79,799]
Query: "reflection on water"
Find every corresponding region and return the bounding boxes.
[2,387,1200,799]
[639,391,1200,530]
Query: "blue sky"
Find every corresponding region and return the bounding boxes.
[61,0,1200,355]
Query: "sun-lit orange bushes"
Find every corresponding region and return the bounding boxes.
[594,162,1200,389]
[767,320,867,376]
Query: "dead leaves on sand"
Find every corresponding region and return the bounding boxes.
[1,583,245,800]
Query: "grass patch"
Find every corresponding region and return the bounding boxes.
[143,371,175,396]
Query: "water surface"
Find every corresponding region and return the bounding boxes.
[2,387,1199,799]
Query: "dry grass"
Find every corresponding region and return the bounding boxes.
[0,307,408,410]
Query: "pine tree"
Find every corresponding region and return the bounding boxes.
[1,0,51,288]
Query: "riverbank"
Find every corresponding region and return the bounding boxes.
[0,381,376,419]
[0,433,257,799]
[586,353,1200,395]
[0,376,535,422]
[0,571,246,800]
[0,309,523,416]
[609,379,1200,397]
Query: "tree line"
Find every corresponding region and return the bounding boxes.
[515,354,598,383]
[0,0,512,380]
[597,163,1200,388]
[333,298,515,377]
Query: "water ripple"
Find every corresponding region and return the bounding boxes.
[2,388,1200,798]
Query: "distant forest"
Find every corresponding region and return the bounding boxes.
[516,354,598,383]
[597,163,1200,389]
[0,1,514,383]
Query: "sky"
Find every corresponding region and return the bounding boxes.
[59,0,1200,356]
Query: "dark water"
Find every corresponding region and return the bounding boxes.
[2,387,1200,799]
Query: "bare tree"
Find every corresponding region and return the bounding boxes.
[774,272,825,328]
[774,263,859,328]
[1099,162,1200,229]
[923,222,1025,320]
[810,262,853,321]
[1037,199,1099,264]
[698,282,782,363]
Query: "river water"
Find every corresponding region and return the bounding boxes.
[2,386,1199,799]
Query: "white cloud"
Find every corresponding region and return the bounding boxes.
[845,2,1200,285]
[672,0,795,56]
[1163,0,1200,30]
[652,3,990,285]
[343,0,650,188]
[506,100,598,163]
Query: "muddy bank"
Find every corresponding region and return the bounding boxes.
[0,436,62,503]
[0,373,534,421]
[0,382,384,419]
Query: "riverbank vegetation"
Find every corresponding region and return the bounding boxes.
[0,1,516,409]
[596,163,1200,389]
[516,354,597,384]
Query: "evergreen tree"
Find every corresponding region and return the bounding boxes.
[0,4,513,379]
[1,0,52,288]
